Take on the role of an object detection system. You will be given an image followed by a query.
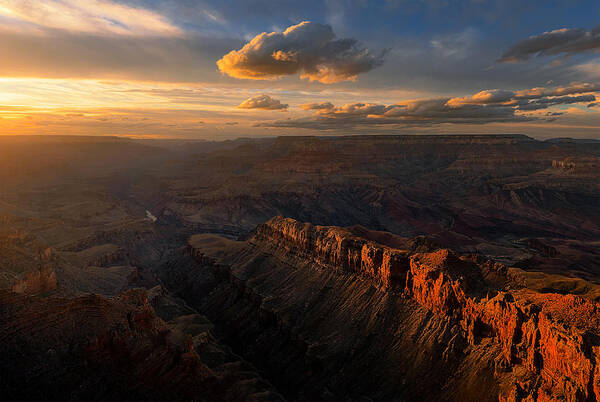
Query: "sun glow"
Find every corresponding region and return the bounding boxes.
[0,78,293,138]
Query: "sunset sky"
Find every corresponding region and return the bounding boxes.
[1,0,600,139]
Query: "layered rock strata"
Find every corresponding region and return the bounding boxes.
[165,216,600,401]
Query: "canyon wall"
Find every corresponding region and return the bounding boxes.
[252,217,411,289]
[168,217,600,401]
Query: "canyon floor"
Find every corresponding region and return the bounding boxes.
[1,134,600,401]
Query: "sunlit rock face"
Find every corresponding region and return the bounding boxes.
[158,217,600,401]
[253,216,411,289]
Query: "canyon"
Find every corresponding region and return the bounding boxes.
[160,217,600,401]
[1,134,600,401]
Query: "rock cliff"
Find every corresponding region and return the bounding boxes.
[406,249,600,401]
[165,216,600,401]
[253,216,411,289]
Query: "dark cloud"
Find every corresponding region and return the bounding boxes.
[448,83,599,107]
[514,83,600,98]
[499,26,600,62]
[258,83,598,130]
[517,95,596,111]
[237,94,288,110]
[258,99,527,130]
[300,102,335,110]
[217,21,385,83]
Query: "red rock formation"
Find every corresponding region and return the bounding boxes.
[405,249,600,401]
[253,216,411,288]
[242,217,600,401]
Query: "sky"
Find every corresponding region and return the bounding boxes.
[0,0,599,139]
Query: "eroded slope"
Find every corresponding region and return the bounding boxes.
[160,217,600,401]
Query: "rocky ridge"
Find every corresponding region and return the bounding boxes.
[176,216,600,401]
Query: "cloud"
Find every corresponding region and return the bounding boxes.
[516,95,596,111]
[258,99,526,130]
[446,83,599,107]
[514,82,600,98]
[258,82,599,130]
[0,0,181,36]
[300,102,335,110]
[562,107,590,115]
[499,26,600,62]
[217,21,385,83]
[446,89,515,107]
[237,94,288,110]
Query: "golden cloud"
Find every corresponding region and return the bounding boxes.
[237,94,288,110]
[217,21,385,84]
